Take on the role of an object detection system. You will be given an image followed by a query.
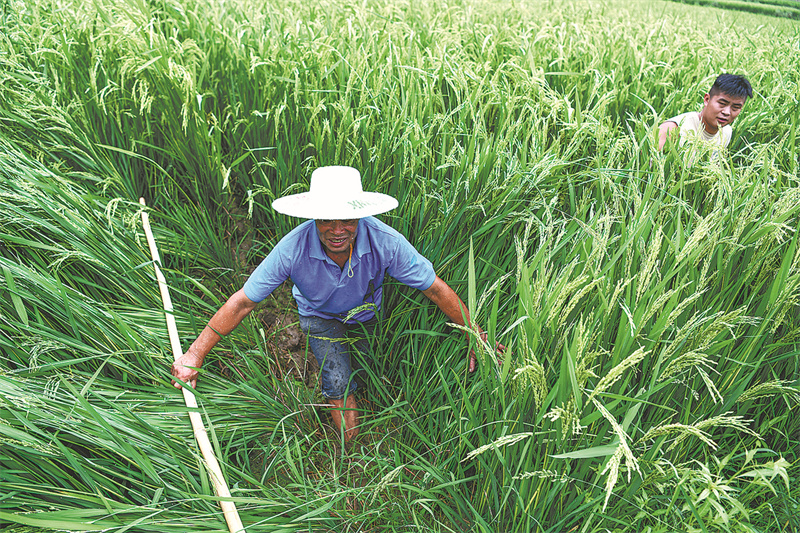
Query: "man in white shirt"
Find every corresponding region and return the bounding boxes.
[658,73,752,151]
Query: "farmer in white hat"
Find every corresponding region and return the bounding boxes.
[171,166,501,443]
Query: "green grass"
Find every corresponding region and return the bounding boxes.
[1,0,799,531]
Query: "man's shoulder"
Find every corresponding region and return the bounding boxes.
[666,111,698,127]
[361,216,402,238]
[360,216,418,256]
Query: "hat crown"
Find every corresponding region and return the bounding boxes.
[310,166,363,199]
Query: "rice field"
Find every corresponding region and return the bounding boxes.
[1,0,799,531]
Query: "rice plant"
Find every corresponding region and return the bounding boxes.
[1,0,798,531]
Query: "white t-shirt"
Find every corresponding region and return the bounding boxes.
[667,111,732,149]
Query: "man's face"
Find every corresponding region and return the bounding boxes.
[315,219,359,256]
[700,92,746,133]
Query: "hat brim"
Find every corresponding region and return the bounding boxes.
[272,191,398,219]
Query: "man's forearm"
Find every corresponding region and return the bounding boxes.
[422,276,475,330]
[184,324,224,364]
[185,289,258,364]
[422,275,494,374]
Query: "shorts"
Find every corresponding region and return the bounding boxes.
[298,315,376,400]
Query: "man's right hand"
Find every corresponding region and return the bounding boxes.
[657,121,679,151]
[171,351,203,389]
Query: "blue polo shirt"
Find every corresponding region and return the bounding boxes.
[243,217,436,323]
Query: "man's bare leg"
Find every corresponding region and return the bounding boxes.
[329,394,359,442]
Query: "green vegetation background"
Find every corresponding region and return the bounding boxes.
[0,0,798,531]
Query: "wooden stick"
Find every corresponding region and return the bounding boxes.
[139,198,245,533]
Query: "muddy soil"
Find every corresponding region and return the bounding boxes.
[255,280,319,387]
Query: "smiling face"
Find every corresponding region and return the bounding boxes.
[315,219,359,260]
[700,92,747,135]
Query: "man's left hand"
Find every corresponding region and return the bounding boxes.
[469,331,506,373]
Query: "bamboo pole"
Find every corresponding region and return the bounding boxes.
[139,198,245,533]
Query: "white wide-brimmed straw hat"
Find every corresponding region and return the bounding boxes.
[272,166,398,219]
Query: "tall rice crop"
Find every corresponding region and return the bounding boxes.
[1,0,799,531]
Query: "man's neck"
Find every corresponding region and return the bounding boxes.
[325,241,354,270]
[700,113,718,136]
[327,250,349,270]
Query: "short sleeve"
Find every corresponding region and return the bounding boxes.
[387,233,436,290]
[243,242,292,303]
[666,114,682,126]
